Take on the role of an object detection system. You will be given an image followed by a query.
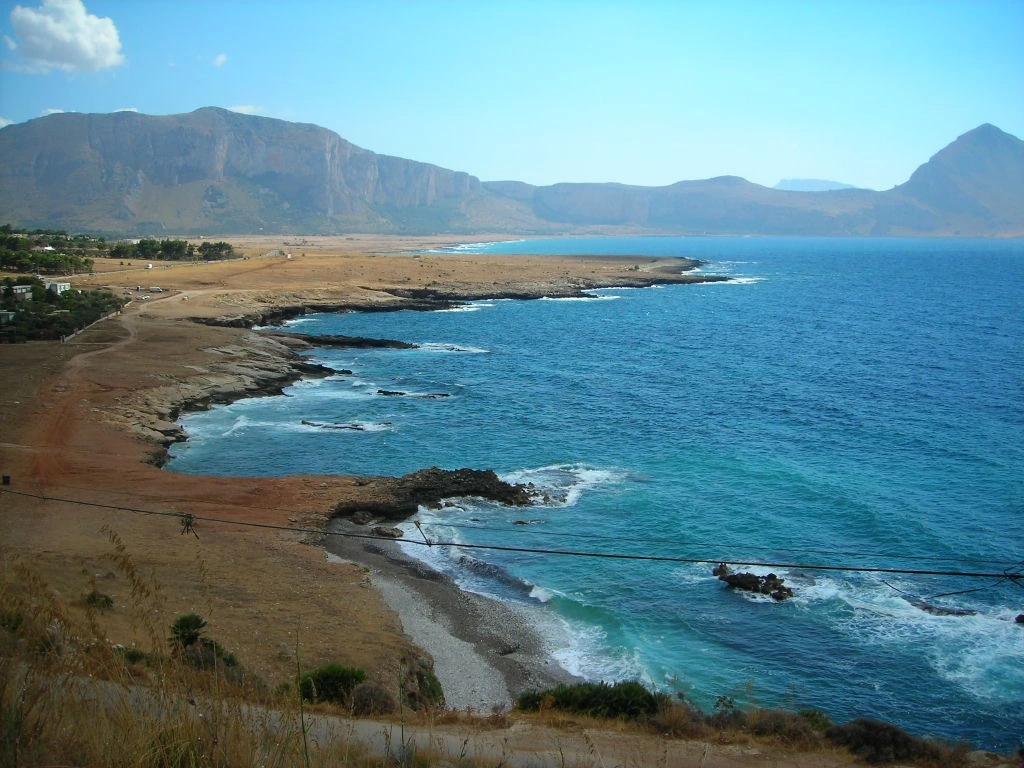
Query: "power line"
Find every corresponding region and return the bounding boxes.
[16,480,1020,570]
[3,487,1021,582]
[435,521,1023,568]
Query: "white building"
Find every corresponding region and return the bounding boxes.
[45,281,71,295]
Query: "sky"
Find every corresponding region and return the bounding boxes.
[0,0,1021,191]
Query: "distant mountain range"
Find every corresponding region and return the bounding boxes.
[0,108,1021,237]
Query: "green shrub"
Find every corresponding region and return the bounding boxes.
[798,707,833,732]
[182,638,238,669]
[114,646,153,665]
[168,613,207,650]
[0,608,24,632]
[516,681,661,720]
[299,664,366,705]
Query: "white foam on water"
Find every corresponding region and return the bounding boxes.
[288,381,376,401]
[550,620,649,683]
[422,239,527,254]
[222,414,252,436]
[786,573,1024,704]
[417,342,490,353]
[217,414,320,436]
[501,464,627,508]
[302,420,394,433]
[436,302,498,313]
[529,585,555,603]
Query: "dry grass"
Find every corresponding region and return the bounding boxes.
[2,548,982,768]
[0,540,512,768]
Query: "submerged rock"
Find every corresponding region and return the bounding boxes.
[713,563,794,601]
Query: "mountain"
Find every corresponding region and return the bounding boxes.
[892,124,1024,235]
[0,108,489,234]
[0,109,1021,236]
[774,179,857,192]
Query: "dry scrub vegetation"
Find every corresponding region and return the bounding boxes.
[1,532,985,768]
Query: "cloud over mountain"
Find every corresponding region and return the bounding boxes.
[8,0,124,73]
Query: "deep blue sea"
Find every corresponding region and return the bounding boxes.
[167,237,1024,750]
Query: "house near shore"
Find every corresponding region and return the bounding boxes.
[0,310,15,325]
[12,285,32,301]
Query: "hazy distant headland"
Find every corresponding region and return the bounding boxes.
[773,179,858,192]
[0,108,1021,237]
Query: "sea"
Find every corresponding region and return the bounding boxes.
[166,237,1024,750]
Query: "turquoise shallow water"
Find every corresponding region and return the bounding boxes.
[167,237,1024,749]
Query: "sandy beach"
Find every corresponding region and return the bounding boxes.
[0,236,717,709]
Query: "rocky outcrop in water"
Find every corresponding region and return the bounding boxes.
[712,563,794,601]
[334,467,535,522]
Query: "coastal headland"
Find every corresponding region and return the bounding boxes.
[0,235,726,711]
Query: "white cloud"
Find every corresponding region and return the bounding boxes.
[115,107,137,112]
[213,53,227,67]
[42,107,64,115]
[9,0,124,73]
[227,105,265,115]
[0,117,13,128]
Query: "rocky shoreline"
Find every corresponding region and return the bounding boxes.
[114,254,729,708]
[137,258,727,463]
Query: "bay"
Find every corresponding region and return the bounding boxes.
[167,237,1024,749]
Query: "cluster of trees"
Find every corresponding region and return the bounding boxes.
[109,239,234,261]
[1,277,127,340]
[1,226,237,270]
[0,227,99,275]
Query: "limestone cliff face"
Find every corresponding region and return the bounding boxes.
[0,107,480,233]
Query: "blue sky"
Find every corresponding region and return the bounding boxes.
[0,0,1021,190]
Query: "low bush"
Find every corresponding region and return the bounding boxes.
[707,694,747,730]
[826,718,944,764]
[299,664,367,705]
[651,696,709,738]
[113,646,154,665]
[747,708,821,746]
[85,590,113,610]
[516,681,662,720]
[350,681,397,716]
[182,638,238,669]
[798,707,833,732]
